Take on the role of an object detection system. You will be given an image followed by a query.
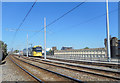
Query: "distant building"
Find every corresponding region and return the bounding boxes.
[42,48,52,54]
[52,47,57,51]
[61,47,73,50]
[104,37,118,58]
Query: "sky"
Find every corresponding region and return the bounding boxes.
[2,2,118,51]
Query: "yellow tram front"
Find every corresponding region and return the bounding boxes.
[32,45,42,57]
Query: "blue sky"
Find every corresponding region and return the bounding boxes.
[2,2,118,51]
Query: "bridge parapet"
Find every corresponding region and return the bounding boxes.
[54,48,107,61]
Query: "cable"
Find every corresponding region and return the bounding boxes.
[29,1,86,40]
[46,1,86,28]
[71,9,117,28]
[30,8,117,42]
[11,0,37,45]
[54,9,118,35]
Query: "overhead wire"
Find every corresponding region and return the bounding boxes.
[29,2,118,41]
[51,9,118,35]
[11,0,37,45]
[46,1,86,28]
[10,1,118,50]
[15,7,118,50]
[29,1,86,40]
[70,9,118,29]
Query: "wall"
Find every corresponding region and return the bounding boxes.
[53,48,107,61]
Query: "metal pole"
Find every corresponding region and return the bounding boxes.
[27,33,28,57]
[106,0,111,62]
[44,17,46,59]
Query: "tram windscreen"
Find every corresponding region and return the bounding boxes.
[33,47,42,52]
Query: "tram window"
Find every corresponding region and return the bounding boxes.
[33,47,42,52]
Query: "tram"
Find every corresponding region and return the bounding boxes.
[23,45,42,57]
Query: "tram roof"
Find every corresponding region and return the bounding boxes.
[33,45,42,48]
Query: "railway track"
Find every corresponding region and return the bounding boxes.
[14,55,120,81]
[10,55,84,83]
[43,57,120,69]
[9,57,42,83]
[14,54,120,69]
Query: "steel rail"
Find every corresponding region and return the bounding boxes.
[42,59,120,74]
[9,57,43,83]
[13,56,84,83]
[23,56,120,74]
[20,56,120,80]
[42,56,120,67]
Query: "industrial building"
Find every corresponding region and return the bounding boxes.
[52,47,57,51]
[104,37,118,58]
[61,47,73,50]
[118,40,120,58]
